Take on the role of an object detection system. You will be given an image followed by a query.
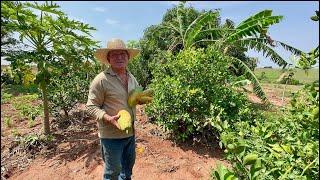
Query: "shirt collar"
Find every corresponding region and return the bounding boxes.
[106,66,131,77]
[106,66,117,76]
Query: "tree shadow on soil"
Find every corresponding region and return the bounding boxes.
[167,134,225,160]
[140,119,225,161]
[43,116,103,170]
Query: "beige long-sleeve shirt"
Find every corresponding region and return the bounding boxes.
[86,67,140,139]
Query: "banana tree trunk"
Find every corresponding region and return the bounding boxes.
[40,81,50,134]
[281,79,288,107]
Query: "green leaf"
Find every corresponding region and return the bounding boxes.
[250,158,263,180]
[280,144,292,154]
[213,163,238,180]
[24,1,64,16]
[229,56,269,102]
[243,153,258,165]
[268,143,284,153]
[311,15,319,21]
[238,38,289,67]
[184,11,219,48]
[264,131,273,138]
[227,10,283,42]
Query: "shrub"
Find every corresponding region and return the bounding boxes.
[1,65,35,86]
[214,83,319,179]
[46,62,100,118]
[18,133,55,153]
[146,47,257,141]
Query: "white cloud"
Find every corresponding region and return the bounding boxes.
[105,18,119,25]
[166,1,181,6]
[162,1,251,9]
[191,1,251,9]
[69,16,86,23]
[93,7,106,12]
[32,9,42,16]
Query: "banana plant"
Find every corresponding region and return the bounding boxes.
[213,10,303,102]
[2,1,99,134]
[159,4,304,102]
[160,8,223,51]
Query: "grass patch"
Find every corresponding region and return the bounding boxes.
[255,68,319,84]
[2,84,39,96]
[1,92,13,104]
[9,93,43,123]
[4,117,12,128]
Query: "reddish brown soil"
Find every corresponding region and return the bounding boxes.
[2,104,228,180]
[1,91,288,180]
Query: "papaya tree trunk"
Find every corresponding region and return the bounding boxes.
[40,81,50,134]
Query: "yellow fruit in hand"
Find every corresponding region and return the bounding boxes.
[128,88,154,107]
[138,96,153,104]
[128,87,143,107]
[117,110,132,133]
[141,89,154,97]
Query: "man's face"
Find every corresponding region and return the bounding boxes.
[107,50,129,69]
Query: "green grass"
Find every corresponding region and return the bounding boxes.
[4,117,12,128]
[254,68,319,84]
[1,84,39,96]
[261,83,304,97]
[1,92,13,104]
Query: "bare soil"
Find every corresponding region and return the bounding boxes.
[1,90,289,180]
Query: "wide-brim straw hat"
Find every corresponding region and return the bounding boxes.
[94,38,140,64]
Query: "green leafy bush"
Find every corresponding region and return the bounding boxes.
[279,77,301,85]
[1,65,35,86]
[128,55,149,88]
[47,61,100,118]
[47,71,89,117]
[146,47,257,141]
[214,83,319,179]
[19,133,55,152]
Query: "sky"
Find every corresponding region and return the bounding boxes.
[2,1,319,68]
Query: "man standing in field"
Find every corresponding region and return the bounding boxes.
[86,38,140,180]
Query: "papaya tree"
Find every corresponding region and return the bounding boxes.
[2,1,99,134]
[1,1,24,57]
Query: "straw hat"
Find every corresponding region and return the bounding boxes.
[94,38,140,64]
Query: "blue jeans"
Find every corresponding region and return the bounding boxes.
[100,136,136,180]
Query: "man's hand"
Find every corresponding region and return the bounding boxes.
[103,114,121,129]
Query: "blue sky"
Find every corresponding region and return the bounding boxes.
[2,1,319,67]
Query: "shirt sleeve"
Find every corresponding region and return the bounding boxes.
[86,76,106,123]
